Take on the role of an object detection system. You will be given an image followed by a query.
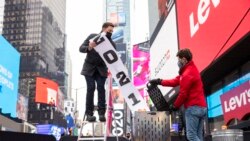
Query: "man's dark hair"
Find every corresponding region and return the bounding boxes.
[102,22,114,29]
[176,48,193,61]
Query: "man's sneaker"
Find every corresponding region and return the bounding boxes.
[86,114,96,122]
[99,114,106,122]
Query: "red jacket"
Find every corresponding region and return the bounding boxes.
[161,61,207,109]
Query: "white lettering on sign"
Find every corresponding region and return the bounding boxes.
[112,110,124,136]
[224,88,250,113]
[189,0,220,37]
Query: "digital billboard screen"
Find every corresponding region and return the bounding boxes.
[207,73,250,118]
[36,124,64,141]
[16,93,28,121]
[57,88,64,113]
[35,77,59,106]
[150,5,179,95]
[116,43,127,64]
[133,41,150,97]
[0,35,20,117]
[110,12,126,26]
[176,0,250,72]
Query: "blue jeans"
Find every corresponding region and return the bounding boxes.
[185,106,207,141]
[84,71,107,115]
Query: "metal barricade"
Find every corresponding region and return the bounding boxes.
[211,129,243,141]
[132,111,171,141]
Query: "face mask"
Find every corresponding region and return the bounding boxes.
[177,60,184,69]
[106,32,112,39]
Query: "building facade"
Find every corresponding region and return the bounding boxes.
[0,0,4,34]
[2,0,67,126]
[65,50,72,99]
[64,99,75,117]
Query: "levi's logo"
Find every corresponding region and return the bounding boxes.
[220,81,250,124]
[224,88,250,113]
[189,0,220,37]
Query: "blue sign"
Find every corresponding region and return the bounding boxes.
[36,124,65,141]
[0,35,20,117]
[65,114,75,128]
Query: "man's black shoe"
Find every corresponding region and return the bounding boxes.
[86,114,96,122]
[99,114,106,122]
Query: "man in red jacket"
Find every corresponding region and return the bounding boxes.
[149,48,207,141]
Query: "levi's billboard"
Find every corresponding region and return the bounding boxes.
[220,80,250,125]
[176,0,250,71]
[35,77,58,106]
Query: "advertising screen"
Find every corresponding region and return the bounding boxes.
[112,88,124,104]
[57,88,64,113]
[35,77,59,106]
[110,12,126,26]
[176,0,250,71]
[0,35,20,117]
[207,72,250,118]
[112,27,124,43]
[221,80,250,124]
[36,124,64,141]
[106,0,126,26]
[16,93,28,121]
[150,5,179,95]
[133,41,150,98]
[158,0,174,19]
[116,43,127,64]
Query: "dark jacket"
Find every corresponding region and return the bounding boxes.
[79,33,116,77]
[161,61,207,109]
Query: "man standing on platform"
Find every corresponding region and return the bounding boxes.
[79,22,116,122]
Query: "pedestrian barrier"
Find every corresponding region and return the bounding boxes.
[132,111,170,141]
[211,129,243,141]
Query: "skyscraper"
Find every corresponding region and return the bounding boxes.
[2,0,67,126]
[0,0,4,34]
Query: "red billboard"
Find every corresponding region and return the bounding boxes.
[176,0,250,71]
[220,80,250,125]
[35,77,58,106]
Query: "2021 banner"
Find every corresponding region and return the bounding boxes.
[93,34,149,113]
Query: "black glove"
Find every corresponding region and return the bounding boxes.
[149,78,162,85]
[169,104,178,112]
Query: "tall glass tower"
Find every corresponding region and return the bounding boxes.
[2,0,67,126]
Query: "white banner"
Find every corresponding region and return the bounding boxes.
[93,34,149,112]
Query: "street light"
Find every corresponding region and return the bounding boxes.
[71,86,85,125]
[71,87,85,112]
